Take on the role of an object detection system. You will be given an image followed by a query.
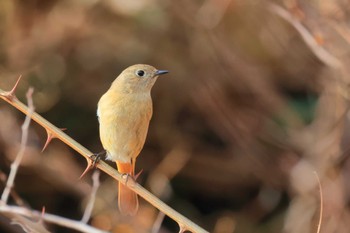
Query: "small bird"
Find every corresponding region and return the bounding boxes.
[97,64,168,215]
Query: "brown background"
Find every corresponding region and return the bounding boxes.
[1,0,350,232]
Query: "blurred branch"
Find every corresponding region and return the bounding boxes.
[1,88,34,204]
[148,144,190,198]
[196,0,232,29]
[314,172,323,233]
[151,212,165,233]
[11,208,51,233]
[268,3,342,69]
[0,171,26,207]
[81,170,100,223]
[0,205,107,233]
[0,85,107,233]
[0,78,209,233]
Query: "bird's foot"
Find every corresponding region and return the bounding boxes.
[91,150,105,167]
[79,150,106,180]
[121,173,133,186]
[121,169,143,186]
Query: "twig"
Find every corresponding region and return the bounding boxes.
[152,211,165,233]
[0,171,27,207]
[148,144,190,197]
[81,170,100,223]
[314,171,323,233]
[0,205,108,233]
[268,3,342,69]
[1,88,35,204]
[0,80,209,233]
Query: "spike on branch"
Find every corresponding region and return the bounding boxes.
[9,75,22,99]
[79,159,94,180]
[41,128,66,152]
[78,152,101,180]
[40,206,46,223]
[1,75,22,101]
[79,152,103,180]
[179,224,188,233]
[42,130,55,152]
[134,169,143,181]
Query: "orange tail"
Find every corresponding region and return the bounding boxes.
[116,161,138,216]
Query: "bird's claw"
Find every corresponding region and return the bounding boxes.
[79,150,105,180]
[121,169,143,186]
[91,150,105,167]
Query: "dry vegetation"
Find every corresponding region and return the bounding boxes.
[1,0,350,232]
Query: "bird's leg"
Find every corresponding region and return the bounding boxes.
[79,150,106,180]
[122,169,143,186]
[122,173,132,186]
[91,150,105,167]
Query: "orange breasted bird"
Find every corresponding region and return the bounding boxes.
[97,64,168,215]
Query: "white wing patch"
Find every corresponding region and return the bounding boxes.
[97,106,100,123]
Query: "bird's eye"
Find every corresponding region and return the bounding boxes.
[136,70,145,77]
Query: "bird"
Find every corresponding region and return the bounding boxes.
[97,64,168,215]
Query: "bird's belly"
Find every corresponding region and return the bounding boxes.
[99,107,150,163]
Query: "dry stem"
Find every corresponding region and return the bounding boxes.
[152,212,166,233]
[1,88,35,204]
[0,205,108,233]
[268,3,342,69]
[314,172,323,233]
[81,170,100,223]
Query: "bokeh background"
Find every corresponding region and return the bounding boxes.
[1,0,350,232]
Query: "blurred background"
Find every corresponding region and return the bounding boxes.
[1,0,350,232]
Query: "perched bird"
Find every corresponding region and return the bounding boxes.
[97,64,168,215]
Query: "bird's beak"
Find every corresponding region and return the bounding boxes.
[155,70,169,76]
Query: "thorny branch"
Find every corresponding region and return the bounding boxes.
[0,77,209,233]
[0,87,108,233]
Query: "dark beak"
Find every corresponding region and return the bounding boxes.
[155,70,169,76]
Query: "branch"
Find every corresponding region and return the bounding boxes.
[1,88,35,204]
[0,205,108,233]
[314,171,323,233]
[81,170,100,223]
[0,79,209,233]
[268,3,342,69]
[152,212,165,233]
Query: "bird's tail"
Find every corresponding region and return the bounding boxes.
[116,161,138,216]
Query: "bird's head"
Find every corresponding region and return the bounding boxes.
[112,64,168,94]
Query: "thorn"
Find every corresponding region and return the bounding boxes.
[3,75,22,101]
[79,160,93,180]
[9,75,22,97]
[41,130,55,152]
[179,224,187,233]
[39,206,46,223]
[134,169,143,181]
[42,128,65,152]
[122,170,141,187]
[78,153,102,180]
